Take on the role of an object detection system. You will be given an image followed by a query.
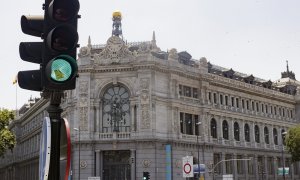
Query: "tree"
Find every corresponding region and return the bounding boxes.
[285,125,300,162]
[0,108,16,157]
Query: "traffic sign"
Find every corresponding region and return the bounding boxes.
[182,156,194,177]
[278,167,289,175]
[39,117,51,180]
[60,118,72,180]
[193,164,206,174]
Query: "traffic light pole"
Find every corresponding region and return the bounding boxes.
[46,91,63,180]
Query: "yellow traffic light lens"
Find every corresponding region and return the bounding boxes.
[50,58,72,82]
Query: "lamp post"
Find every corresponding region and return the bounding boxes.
[196,121,201,179]
[210,158,252,180]
[74,127,81,180]
[282,131,287,180]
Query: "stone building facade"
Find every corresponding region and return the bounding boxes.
[1,14,300,180]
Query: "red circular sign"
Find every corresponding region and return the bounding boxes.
[183,163,192,174]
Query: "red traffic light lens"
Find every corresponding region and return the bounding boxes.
[47,25,78,52]
[49,0,80,22]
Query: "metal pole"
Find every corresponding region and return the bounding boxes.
[197,135,200,179]
[46,91,63,180]
[79,128,81,180]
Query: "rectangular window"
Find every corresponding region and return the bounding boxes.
[237,155,244,174]
[184,86,191,97]
[246,100,249,110]
[236,98,239,108]
[242,99,245,109]
[248,155,254,174]
[225,154,233,174]
[291,110,293,119]
[179,85,183,96]
[256,103,259,112]
[271,106,273,114]
[268,157,274,175]
[261,104,264,113]
[213,93,217,104]
[208,92,211,102]
[252,101,255,110]
[185,113,193,135]
[213,153,221,174]
[231,97,235,107]
[225,96,228,106]
[220,94,223,105]
[180,112,184,133]
[266,105,268,113]
[193,88,198,98]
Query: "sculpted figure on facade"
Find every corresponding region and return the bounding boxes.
[168,48,178,61]
[94,36,136,65]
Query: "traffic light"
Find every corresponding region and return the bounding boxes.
[18,0,79,92]
[42,0,80,90]
[143,172,150,180]
[18,15,44,91]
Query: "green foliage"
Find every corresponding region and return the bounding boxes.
[0,108,16,157]
[285,125,300,162]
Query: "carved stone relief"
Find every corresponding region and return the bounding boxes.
[79,107,88,131]
[140,78,151,129]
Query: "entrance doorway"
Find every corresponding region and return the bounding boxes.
[103,150,131,180]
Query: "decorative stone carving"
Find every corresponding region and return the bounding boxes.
[79,81,89,95]
[140,78,151,129]
[80,107,88,130]
[80,161,87,169]
[141,104,150,128]
[78,46,91,58]
[168,48,178,61]
[142,159,152,168]
[173,110,179,132]
[94,36,136,65]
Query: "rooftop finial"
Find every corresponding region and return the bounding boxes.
[88,36,91,47]
[286,60,289,73]
[151,31,157,49]
[112,10,123,39]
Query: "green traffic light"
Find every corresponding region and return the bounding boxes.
[47,55,77,83]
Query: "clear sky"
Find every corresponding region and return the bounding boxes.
[1,0,300,110]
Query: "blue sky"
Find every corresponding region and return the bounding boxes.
[1,0,300,109]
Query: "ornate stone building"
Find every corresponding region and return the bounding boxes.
[1,12,300,180]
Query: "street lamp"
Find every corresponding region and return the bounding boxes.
[282,131,287,180]
[210,158,252,180]
[196,121,201,179]
[74,127,80,180]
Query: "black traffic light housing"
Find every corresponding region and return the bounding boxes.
[42,0,79,90]
[18,0,80,92]
[143,172,150,180]
[18,15,44,91]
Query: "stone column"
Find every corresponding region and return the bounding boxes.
[233,153,238,180]
[244,154,249,180]
[95,150,101,176]
[273,156,278,180]
[221,152,226,175]
[264,156,268,180]
[254,155,259,180]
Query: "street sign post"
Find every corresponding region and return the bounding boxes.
[39,117,51,180]
[182,156,194,178]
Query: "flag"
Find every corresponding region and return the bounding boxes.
[13,75,18,85]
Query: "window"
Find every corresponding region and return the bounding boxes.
[246,100,249,110]
[266,105,268,113]
[256,102,259,111]
[180,113,199,135]
[242,99,245,109]
[208,92,211,102]
[225,96,228,106]
[255,125,260,143]
[211,119,217,138]
[225,154,233,174]
[193,88,198,98]
[231,97,234,107]
[213,93,217,103]
[220,94,223,105]
[223,120,229,140]
[234,122,240,141]
[236,98,239,108]
[252,101,255,111]
[264,127,269,144]
[102,84,131,133]
[237,155,244,174]
[179,85,198,98]
[213,153,221,174]
[244,124,250,142]
[268,157,274,175]
[273,128,278,145]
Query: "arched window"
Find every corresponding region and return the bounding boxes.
[222,120,229,140]
[244,123,250,142]
[264,127,269,144]
[211,119,217,138]
[234,122,240,141]
[273,128,278,145]
[255,125,260,143]
[102,84,130,133]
